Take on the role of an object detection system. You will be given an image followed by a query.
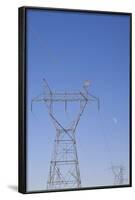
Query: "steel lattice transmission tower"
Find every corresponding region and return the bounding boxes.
[111,165,125,185]
[31,79,99,190]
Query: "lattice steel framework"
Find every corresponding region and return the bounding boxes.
[111,165,125,185]
[31,79,99,190]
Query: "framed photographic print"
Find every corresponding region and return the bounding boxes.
[18,6,132,194]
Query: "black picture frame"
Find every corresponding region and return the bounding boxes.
[18,6,132,194]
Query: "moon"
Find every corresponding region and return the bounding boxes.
[113,117,118,124]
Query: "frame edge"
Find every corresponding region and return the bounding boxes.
[18,6,132,194]
[18,7,27,194]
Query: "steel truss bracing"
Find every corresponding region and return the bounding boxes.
[31,79,99,190]
[111,165,125,185]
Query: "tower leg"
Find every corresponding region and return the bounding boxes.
[47,128,81,189]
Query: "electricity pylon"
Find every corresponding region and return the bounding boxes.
[111,165,125,185]
[31,79,99,190]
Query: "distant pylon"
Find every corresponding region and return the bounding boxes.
[111,165,125,185]
[31,79,99,189]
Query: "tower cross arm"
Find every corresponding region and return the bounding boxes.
[31,91,100,112]
[31,93,45,112]
[32,92,99,103]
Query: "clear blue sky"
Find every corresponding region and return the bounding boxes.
[26,9,130,192]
